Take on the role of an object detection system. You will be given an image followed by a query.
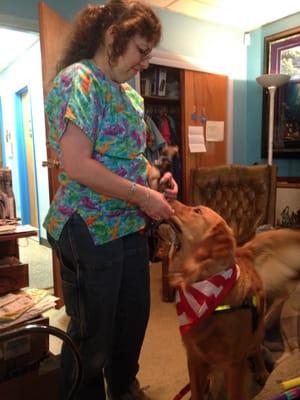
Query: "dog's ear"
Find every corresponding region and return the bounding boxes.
[199,220,236,261]
[182,221,236,283]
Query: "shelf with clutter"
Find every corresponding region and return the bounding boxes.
[140,62,228,204]
[0,171,38,294]
[0,168,59,399]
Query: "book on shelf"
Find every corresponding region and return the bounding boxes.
[157,68,167,96]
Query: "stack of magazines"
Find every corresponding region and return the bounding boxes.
[0,288,58,330]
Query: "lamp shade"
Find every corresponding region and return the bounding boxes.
[256,73,290,88]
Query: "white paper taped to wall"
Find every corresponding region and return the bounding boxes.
[188,126,206,153]
[206,121,224,142]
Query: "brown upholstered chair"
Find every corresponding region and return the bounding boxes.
[189,164,277,245]
[161,164,277,302]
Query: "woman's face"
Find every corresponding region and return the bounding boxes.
[110,34,154,83]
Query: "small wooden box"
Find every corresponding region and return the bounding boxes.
[0,316,50,379]
[0,257,29,295]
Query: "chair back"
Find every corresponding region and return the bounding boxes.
[189,164,277,245]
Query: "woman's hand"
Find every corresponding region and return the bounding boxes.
[140,188,175,221]
[159,172,178,199]
[138,171,178,220]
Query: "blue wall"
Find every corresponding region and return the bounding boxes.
[247,15,300,176]
[233,79,247,164]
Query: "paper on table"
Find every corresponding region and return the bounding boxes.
[0,289,59,329]
[206,121,224,142]
[0,225,16,233]
[188,126,206,153]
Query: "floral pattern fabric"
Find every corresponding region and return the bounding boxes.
[43,59,148,245]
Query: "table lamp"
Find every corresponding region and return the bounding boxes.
[256,73,290,165]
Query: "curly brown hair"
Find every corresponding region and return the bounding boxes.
[57,0,162,72]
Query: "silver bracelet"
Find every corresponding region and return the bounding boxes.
[127,182,138,202]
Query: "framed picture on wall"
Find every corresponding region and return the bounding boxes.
[276,177,300,228]
[262,27,300,158]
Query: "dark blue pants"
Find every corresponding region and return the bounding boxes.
[48,213,150,399]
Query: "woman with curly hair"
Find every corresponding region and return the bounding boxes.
[44,1,177,399]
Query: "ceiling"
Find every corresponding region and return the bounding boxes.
[146,0,300,31]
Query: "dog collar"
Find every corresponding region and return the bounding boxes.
[176,265,239,336]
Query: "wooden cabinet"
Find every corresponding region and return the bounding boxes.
[182,70,227,202]
[141,65,228,203]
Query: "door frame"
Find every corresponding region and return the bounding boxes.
[15,86,30,223]
[15,85,40,229]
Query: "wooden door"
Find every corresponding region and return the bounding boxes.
[39,1,70,307]
[182,69,228,202]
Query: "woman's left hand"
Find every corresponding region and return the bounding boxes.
[159,172,178,199]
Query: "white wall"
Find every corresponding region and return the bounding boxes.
[0,40,49,239]
[158,13,247,81]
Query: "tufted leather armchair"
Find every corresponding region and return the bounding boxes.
[161,164,277,302]
[189,164,277,245]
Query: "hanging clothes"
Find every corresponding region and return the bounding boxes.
[144,106,183,200]
[144,115,166,163]
[160,116,172,145]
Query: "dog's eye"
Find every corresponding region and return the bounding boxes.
[194,207,202,215]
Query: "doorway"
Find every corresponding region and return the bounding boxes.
[15,86,39,227]
[0,26,49,236]
[0,26,52,289]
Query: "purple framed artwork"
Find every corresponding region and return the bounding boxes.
[262,27,300,158]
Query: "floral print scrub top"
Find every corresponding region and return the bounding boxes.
[43,59,148,245]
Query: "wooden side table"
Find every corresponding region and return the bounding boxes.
[0,225,38,294]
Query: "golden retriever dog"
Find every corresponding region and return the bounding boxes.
[157,200,300,400]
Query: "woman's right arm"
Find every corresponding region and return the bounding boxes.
[60,122,174,220]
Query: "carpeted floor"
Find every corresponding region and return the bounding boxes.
[18,237,53,289]
[45,263,300,400]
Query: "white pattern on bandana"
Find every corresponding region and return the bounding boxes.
[176,265,239,335]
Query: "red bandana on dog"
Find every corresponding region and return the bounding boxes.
[176,265,239,336]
